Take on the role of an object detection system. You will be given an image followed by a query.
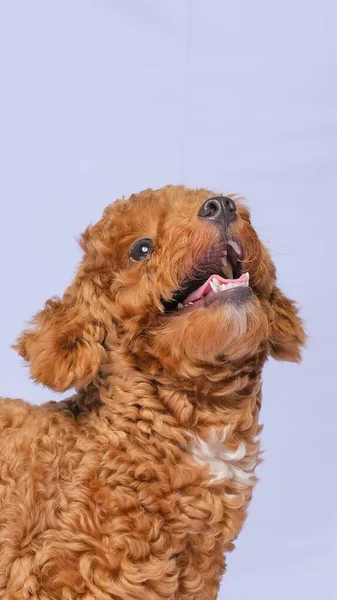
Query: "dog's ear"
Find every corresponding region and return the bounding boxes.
[13,277,107,392]
[268,286,306,363]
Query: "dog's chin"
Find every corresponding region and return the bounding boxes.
[151,295,269,373]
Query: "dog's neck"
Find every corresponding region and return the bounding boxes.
[87,339,266,438]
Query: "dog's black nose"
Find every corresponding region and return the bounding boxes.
[198,196,236,229]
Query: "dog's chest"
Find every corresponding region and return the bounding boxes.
[187,427,259,489]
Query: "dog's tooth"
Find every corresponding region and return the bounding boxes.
[226,264,234,279]
[189,302,193,305]
[227,240,242,256]
[210,279,220,293]
[221,258,233,279]
[177,303,183,309]
[241,272,249,287]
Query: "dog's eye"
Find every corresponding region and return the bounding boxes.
[129,238,153,262]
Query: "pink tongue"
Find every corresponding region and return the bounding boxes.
[184,274,248,304]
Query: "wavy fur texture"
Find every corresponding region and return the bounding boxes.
[0,186,305,599]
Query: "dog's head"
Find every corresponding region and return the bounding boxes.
[15,186,305,391]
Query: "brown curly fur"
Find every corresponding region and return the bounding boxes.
[0,186,305,600]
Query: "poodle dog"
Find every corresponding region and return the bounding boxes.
[0,186,305,600]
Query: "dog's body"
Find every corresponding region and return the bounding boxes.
[0,186,305,599]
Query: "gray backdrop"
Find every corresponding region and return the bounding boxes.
[0,1,336,598]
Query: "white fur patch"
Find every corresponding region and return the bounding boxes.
[187,427,258,487]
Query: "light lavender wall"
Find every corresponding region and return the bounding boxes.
[0,1,336,598]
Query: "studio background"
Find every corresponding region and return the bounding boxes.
[0,1,336,598]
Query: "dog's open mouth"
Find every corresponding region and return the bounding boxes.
[162,241,251,315]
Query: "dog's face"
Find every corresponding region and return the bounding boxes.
[15,186,305,391]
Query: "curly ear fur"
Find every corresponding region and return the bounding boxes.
[269,287,306,363]
[13,281,107,392]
